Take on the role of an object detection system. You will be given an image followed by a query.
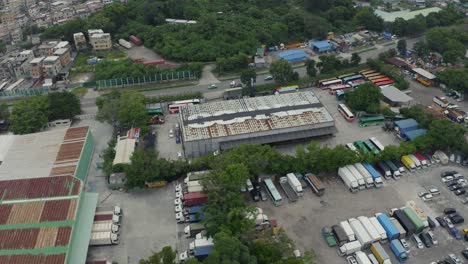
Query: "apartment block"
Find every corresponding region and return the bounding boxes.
[73,32,87,50]
[88,29,112,51]
[43,56,62,78]
[30,57,45,79]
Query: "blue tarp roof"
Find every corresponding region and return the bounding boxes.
[311,41,332,49]
[394,118,418,129]
[405,129,427,141]
[277,49,307,62]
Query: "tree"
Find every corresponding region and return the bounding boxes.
[139,246,176,264]
[97,91,147,130]
[10,96,49,134]
[353,7,384,32]
[317,55,343,74]
[0,103,10,121]
[305,59,317,78]
[240,69,257,88]
[251,240,282,264]
[428,119,465,151]
[350,53,361,66]
[47,92,81,121]
[436,68,468,94]
[397,39,407,55]
[413,41,429,57]
[399,106,433,128]
[203,232,257,264]
[269,59,294,84]
[345,83,381,113]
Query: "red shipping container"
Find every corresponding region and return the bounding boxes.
[183,192,208,206]
[129,35,142,46]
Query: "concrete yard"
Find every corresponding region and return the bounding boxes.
[154,114,184,160]
[259,165,468,264]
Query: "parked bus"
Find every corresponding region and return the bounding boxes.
[371,77,391,84]
[375,80,394,87]
[275,85,299,94]
[168,99,201,114]
[416,77,431,86]
[359,70,377,75]
[348,79,365,85]
[264,178,283,206]
[363,72,382,78]
[336,90,345,101]
[368,75,386,81]
[329,84,352,95]
[338,73,357,79]
[319,78,342,89]
[359,116,385,127]
[369,137,385,151]
[364,140,380,155]
[350,81,369,88]
[342,75,364,84]
[338,104,355,122]
[354,141,369,154]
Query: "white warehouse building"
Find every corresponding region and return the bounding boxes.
[180,91,336,157]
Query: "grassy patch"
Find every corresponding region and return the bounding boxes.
[356,47,378,54]
[71,87,88,95]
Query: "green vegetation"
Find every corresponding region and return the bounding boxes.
[397,39,407,55]
[436,68,468,94]
[305,59,317,78]
[70,87,88,95]
[269,60,296,84]
[345,83,381,113]
[425,26,467,63]
[139,246,177,264]
[9,92,81,134]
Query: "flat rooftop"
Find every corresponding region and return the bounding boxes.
[181,92,334,142]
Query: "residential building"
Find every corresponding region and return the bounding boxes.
[53,48,71,67]
[55,41,71,51]
[9,28,22,44]
[13,50,34,79]
[30,57,45,78]
[38,41,59,56]
[0,57,15,80]
[43,56,62,78]
[73,32,87,50]
[88,29,112,51]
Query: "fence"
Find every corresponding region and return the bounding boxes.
[0,87,49,100]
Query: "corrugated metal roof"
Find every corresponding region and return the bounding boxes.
[394,119,418,129]
[412,68,436,80]
[405,129,427,141]
[113,138,136,165]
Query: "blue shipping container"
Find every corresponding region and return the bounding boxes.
[377,214,400,240]
[363,163,382,180]
[189,214,205,223]
[390,239,408,262]
[194,245,213,260]
[188,205,204,215]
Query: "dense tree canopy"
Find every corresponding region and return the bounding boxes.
[436,68,468,94]
[47,92,81,121]
[345,83,381,113]
[269,60,295,85]
[10,96,49,134]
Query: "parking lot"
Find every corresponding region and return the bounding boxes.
[154,114,184,160]
[258,164,468,264]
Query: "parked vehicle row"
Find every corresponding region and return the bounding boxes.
[440,170,467,198]
[90,206,122,246]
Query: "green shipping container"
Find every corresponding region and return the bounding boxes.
[402,207,424,233]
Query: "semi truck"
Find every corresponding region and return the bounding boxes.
[92,221,119,233]
[95,206,122,216]
[184,170,211,184]
[187,185,204,193]
[392,159,406,174]
[370,242,391,264]
[184,205,204,215]
[332,224,349,245]
[118,39,132,49]
[346,165,366,190]
[179,245,213,262]
[390,239,408,262]
[337,240,362,256]
[432,150,449,165]
[355,251,372,264]
[348,218,372,249]
[376,162,392,180]
[94,214,120,224]
[189,237,214,252]
[354,163,374,188]
[408,154,421,169]
[183,192,208,206]
[357,216,381,243]
[369,217,388,243]
[384,160,400,180]
[286,173,303,196]
[376,213,399,240]
[279,176,298,202]
[340,220,356,241]
[393,210,416,236]
[390,218,406,238]
[402,207,425,233]
[362,163,383,188]
[184,223,205,237]
[338,167,359,192]
[305,173,325,196]
[414,152,428,167]
[89,231,119,246]
[401,156,415,171]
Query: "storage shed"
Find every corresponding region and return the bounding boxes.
[394,119,418,134]
[404,129,427,141]
[310,41,333,53]
[380,86,413,106]
[276,49,307,62]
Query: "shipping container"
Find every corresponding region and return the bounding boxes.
[402,207,425,233]
[376,213,399,240]
[393,210,415,236]
[129,35,142,46]
[349,218,372,249]
[370,242,391,264]
[183,192,208,206]
[357,216,381,243]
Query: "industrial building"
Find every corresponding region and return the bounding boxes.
[0,126,96,264]
[180,92,336,157]
[276,49,307,62]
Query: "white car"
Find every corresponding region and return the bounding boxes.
[429,187,440,196]
[448,254,462,264]
[457,179,467,187]
[175,191,183,198]
[346,256,357,264]
[418,191,428,197]
[174,198,182,206]
[175,184,182,192]
[442,176,454,183]
[169,129,174,138]
[427,231,438,245]
[444,217,455,228]
[175,204,182,213]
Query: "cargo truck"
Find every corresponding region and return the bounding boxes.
[338,240,362,256]
[376,162,392,180]
[94,214,120,225]
[354,163,374,188]
[384,160,400,180]
[432,150,448,165]
[393,210,415,236]
[184,205,204,215]
[346,165,366,190]
[286,173,303,196]
[402,207,425,233]
[376,213,399,240]
[414,152,428,167]
[340,221,356,241]
[187,185,204,193]
[355,251,372,264]
[279,176,298,202]
[408,154,421,169]
[189,237,214,252]
[246,207,270,226]
[390,218,406,238]
[363,163,383,188]
[179,245,213,262]
[370,242,391,264]
[184,223,205,237]
[184,170,211,184]
[357,216,381,243]
[305,173,325,196]
[401,156,415,171]
[118,39,132,49]
[92,221,119,233]
[390,239,408,262]
[392,160,406,174]
[445,108,467,123]
[349,218,372,249]
[338,167,359,192]
[332,224,349,245]
[369,217,388,243]
[183,192,208,206]
[129,35,142,46]
[89,231,119,246]
[433,96,449,108]
[95,206,122,216]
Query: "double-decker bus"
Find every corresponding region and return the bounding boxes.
[264,178,283,206]
[359,115,385,127]
[370,137,385,151]
[375,80,394,87]
[354,141,369,154]
[364,139,380,155]
[338,104,354,122]
[168,99,201,114]
[371,77,391,84]
[342,74,364,84]
[318,78,342,89]
[328,84,352,95]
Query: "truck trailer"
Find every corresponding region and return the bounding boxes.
[370,242,391,264]
[346,165,366,190]
[183,192,208,206]
[376,213,399,240]
[354,163,374,188]
[393,210,416,236]
[414,152,428,167]
[338,240,362,256]
[187,185,204,193]
[92,221,119,233]
[355,251,372,264]
[390,239,408,262]
[402,207,425,233]
[390,218,406,238]
[184,205,204,215]
[338,167,359,192]
[376,161,392,179]
[184,223,205,237]
[401,156,415,171]
[362,163,383,188]
[349,218,372,249]
[432,150,448,165]
[369,217,388,243]
[340,221,356,241]
[408,154,421,169]
[89,231,119,246]
[357,216,381,243]
[184,170,211,184]
[189,237,214,252]
[279,176,298,202]
[332,224,349,245]
[286,173,303,196]
[305,173,325,196]
[384,160,400,180]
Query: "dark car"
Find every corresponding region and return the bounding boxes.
[445,208,457,214]
[447,181,459,187]
[419,232,433,248]
[450,215,465,224]
[449,184,463,191]
[428,216,437,229]
[455,189,466,196]
[462,249,468,260]
[465,233,468,242]
[436,216,448,228]
[442,171,458,177]
[450,227,462,240]
[250,190,260,202]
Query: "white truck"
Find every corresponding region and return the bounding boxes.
[357,216,381,243]
[89,231,119,246]
[187,185,204,193]
[355,251,372,264]
[338,167,359,192]
[92,221,119,233]
[354,163,374,188]
[408,154,421,169]
[286,173,303,196]
[184,170,212,184]
[246,207,270,227]
[348,218,372,249]
[346,165,365,190]
[118,39,132,49]
[338,240,362,256]
[433,96,449,108]
[94,206,122,224]
[369,217,388,243]
[189,237,214,252]
[433,150,449,165]
[340,221,356,241]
